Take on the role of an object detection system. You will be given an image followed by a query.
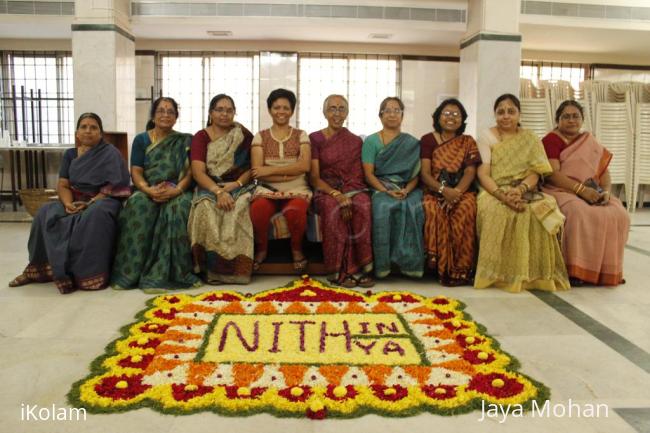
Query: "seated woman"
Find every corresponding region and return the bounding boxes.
[250,88,311,272]
[420,98,481,286]
[111,97,200,290]
[542,100,629,286]
[475,93,569,292]
[187,94,254,284]
[309,94,374,288]
[362,97,424,278]
[9,113,130,293]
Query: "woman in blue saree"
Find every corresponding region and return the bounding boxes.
[362,97,424,278]
[9,113,130,293]
[111,97,201,290]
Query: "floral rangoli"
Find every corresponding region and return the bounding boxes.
[68,277,549,419]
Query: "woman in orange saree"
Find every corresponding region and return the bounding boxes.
[420,99,481,286]
[542,100,629,286]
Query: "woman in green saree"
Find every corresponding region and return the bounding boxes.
[362,97,424,278]
[111,97,200,290]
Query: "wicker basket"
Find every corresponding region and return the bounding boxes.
[19,188,59,217]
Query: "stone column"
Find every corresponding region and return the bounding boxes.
[459,0,521,137]
[72,0,135,143]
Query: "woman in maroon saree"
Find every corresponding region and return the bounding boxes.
[309,95,373,288]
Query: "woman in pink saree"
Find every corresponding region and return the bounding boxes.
[542,100,629,286]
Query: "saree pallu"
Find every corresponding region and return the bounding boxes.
[367,133,424,278]
[422,134,480,286]
[311,128,373,279]
[25,141,130,293]
[475,129,570,292]
[188,125,254,284]
[542,132,629,285]
[111,132,200,290]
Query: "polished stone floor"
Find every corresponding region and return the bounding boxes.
[1,210,649,433]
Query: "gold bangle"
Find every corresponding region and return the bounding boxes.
[236,179,243,187]
[330,190,341,197]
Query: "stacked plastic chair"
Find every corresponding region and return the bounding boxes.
[595,102,635,209]
[632,101,650,210]
[520,93,553,138]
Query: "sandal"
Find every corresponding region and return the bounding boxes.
[253,251,267,272]
[338,276,357,288]
[8,274,32,287]
[356,274,375,288]
[293,258,308,273]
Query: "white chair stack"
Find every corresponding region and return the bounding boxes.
[632,103,650,210]
[520,94,553,139]
[595,102,634,209]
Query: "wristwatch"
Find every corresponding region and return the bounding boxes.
[438,180,446,194]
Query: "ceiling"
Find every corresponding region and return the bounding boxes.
[1,13,649,62]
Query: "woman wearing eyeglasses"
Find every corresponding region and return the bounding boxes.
[362,97,424,278]
[542,100,629,286]
[309,94,374,288]
[187,94,255,284]
[475,93,569,292]
[111,96,201,290]
[420,98,481,286]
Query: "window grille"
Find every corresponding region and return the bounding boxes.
[155,51,260,134]
[0,51,74,144]
[297,53,400,136]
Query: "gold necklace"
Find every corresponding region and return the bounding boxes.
[271,126,292,143]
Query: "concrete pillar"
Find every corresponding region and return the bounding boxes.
[72,0,135,143]
[459,0,521,137]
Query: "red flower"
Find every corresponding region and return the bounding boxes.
[128,338,161,350]
[163,296,181,304]
[223,386,267,399]
[432,298,450,305]
[370,385,408,401]
[443,321,468,332]
[117,354,154,369]
[94,374,150,400]
[306,407,327,420]
[171,384,214,401]
[463,350,496,365]
[467,373,524,398]
[256,286,364,303]
[139,323,169,334]
[432,309,455,320]
[278,386,313,402]
[153,308,179,320]
[455,335,484,348]
[377,294,419,303]
[421,384,457,400]
[202,293,241,302]
[324,385,358,401]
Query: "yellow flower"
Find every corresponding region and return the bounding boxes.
[333,386,347,398]
[115,380,128,389]
[237,387,251,397]
[290,387,304,397]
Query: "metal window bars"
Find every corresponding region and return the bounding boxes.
[0,51,74,145]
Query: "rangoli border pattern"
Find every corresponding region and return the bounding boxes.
[68,277,550,419]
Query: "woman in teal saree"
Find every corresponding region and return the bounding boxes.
[362,97,424,278]
[111,97,200,290]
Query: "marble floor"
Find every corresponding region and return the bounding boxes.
[1,210,649,433]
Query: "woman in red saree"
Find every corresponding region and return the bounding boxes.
[420,98,481,286]
[542,100,630,286]
[309,95,373,288]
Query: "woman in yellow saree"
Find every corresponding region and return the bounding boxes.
[475,94,569,292]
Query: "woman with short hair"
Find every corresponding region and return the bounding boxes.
[310,94,373,288]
